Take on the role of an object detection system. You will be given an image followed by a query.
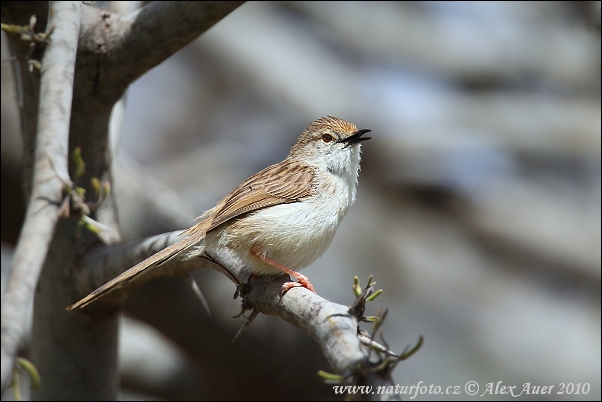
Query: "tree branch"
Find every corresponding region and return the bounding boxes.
[70,230,400,398]
[0,1,81,394]
[77,1,244,99]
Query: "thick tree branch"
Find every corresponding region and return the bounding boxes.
[77,1,244,100]
[242,277,367,374]
[0,1,81,394]
[242,279,403,401]
[70,230,399,397]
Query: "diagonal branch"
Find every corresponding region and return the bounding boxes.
[77,1,245,99]
[0,1,82,394]
[70,231,399,396]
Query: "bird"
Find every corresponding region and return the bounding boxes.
[68,116,371,310]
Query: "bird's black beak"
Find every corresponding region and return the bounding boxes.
[340,129,372,147]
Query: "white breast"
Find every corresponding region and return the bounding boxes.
[208,170,355,275]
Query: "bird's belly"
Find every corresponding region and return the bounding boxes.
[214,200,345,275]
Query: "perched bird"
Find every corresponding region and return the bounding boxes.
[68,116,371,310]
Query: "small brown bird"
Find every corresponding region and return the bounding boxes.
[68,116,371,310]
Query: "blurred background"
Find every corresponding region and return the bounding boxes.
[2,1,600,400]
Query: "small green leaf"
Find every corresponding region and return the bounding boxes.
[80,217,101,234]
[71,147,85,180]
[17,358,40,389]
[317,370,343,383]
[1,23,17,34]
[366,289,383,302]
[101,181,111,198]
[400,335,424,361]
[91,177,101,196]
[74,186,86,197]
[10,369,21,401]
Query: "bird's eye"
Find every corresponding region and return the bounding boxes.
[322,134,334,143]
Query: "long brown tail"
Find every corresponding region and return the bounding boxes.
[67,232,204,310]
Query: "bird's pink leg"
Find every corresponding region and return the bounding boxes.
[250,248,315,296]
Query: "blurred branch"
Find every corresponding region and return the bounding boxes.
[113,156,198,242]
[0,1,81,394]
[119,317,200,400]
[293,2,599,91]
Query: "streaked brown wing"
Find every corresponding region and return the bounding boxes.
[207,160,315,231]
